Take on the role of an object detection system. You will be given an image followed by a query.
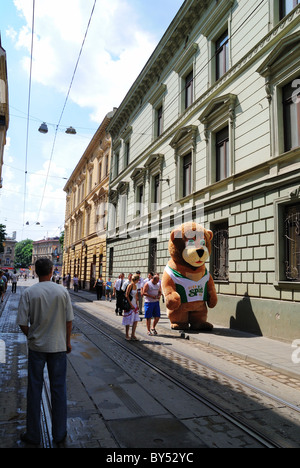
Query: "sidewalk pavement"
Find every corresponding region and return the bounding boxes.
[70,287,300,381]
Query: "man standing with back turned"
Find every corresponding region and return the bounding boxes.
[17,258,74,446]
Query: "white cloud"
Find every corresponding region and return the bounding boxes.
[12,0,157,121]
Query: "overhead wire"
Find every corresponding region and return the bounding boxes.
[18,0,265,233]
[36,0,97,222]
[108,0,267,177]
[22,0,35,232]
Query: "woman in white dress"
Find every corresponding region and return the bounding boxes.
[122,274,140,341]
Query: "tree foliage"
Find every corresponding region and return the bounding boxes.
[59,231,64,251]
[0,224,6,254]
[14,239,33,268]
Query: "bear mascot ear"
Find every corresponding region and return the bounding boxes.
[206,229,213,241]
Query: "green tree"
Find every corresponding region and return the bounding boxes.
[59,231,64,251]
[14,239,33,268]
[0,224,6,254]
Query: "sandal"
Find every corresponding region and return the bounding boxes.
[131,336,139,341]
[147,331,153,336]
[151,329,157,335]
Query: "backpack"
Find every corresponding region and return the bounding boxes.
[123,284,133,311]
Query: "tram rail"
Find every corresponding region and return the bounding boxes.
[73,307,298,449]
[41,370,53,448]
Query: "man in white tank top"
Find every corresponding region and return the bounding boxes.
[143,275,162,336]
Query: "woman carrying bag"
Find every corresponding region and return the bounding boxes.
[122,274,140,341]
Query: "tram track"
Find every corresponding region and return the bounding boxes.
[72,306,300,449]
[41,373,53,449]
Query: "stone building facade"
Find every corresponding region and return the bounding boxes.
[0,35,9,189]
[106,0,300,341]
[0,232,17,270]
[31,237,62,275]
[63,110,115,289]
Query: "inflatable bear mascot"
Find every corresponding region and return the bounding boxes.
[162,222,217,331]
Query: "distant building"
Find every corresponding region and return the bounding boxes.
[63,109,115,289]
[31,237,62,275]
[0,231,17,270]
[0,35,9,189]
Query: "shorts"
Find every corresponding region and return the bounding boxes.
[144,301,160,319]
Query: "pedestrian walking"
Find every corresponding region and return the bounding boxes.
[136,271,144,314]
[2,271,7,292]
[105,277,113,301]
[114,273,125,316]
[0,271,5,302]
[66,273,71,290]
[94,275,104,300]
[17,258,74,446]
[122,274,140,341]
[143,274,162,336]
[121,273,132,293]
[73,274,79,292]
[11,269,18,293]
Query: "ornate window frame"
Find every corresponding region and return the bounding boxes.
[170,125,197,201]
[131,167,147,218]
[199,94,237,185]
[201,0,234,87]
[257,32,300,158]
[174,43,198,114]
[148,84,167,140]
[144,153,165,211]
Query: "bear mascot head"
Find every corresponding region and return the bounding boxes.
[161,222,217,331]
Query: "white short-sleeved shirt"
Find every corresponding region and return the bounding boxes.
[17,281,74,353]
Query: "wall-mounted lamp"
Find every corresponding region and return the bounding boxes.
[159,178,170,186]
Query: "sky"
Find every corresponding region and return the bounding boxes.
[0,0,184,242]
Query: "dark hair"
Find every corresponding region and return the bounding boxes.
[35,258,53,277]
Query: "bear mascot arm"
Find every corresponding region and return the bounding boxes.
[162,223,217,331]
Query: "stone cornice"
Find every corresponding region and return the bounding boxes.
[107,3,300,188]
[64,111,113,192]
[107,0,209,137]
[108,2,300,144]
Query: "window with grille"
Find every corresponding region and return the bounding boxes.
[149,238,157,273]
[109,248,114,277]
[211,222,229,281]
[284,204,300,281]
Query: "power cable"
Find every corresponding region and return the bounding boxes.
[22,0,35,231]
[108,0,266,177]
[36,0,97,222]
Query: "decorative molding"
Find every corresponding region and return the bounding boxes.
[199,93,237,141]
[201,0,234,38]
[169,125,198,149]
[174,43,199,74]
[148,84,167,105]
